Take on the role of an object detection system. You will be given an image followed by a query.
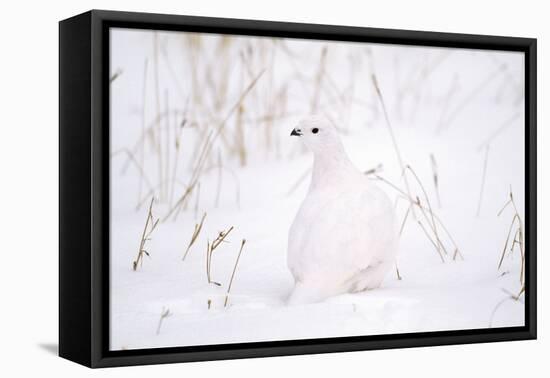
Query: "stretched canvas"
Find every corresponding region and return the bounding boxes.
[109,27,527,350]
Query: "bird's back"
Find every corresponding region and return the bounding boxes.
[287,173,397,292]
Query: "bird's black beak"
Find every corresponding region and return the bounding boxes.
[290,128,302,136]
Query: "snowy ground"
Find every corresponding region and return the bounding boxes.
[109,28,525,350]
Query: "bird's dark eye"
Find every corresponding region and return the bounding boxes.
[312,128,319,134]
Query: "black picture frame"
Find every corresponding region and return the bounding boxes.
[59,9,537,368]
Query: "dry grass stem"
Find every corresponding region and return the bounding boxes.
[364,163,383,176]
[515,285,525,300]
[111,148,154,193]
[204,163,242,208]
[163,90,171,203]
[476,145,490,217]
[395,265,402,280]
[110,68,123,83]
[163,130,213,221]
[497,189,525,285]
[418,220,445,263]
[399,51,451,100]
[193,182,201,220]
[477,112,520,151]
[224,239,247,307]
[164,69,265,221]
[436,76,459,131]
[206,226,234,286]
[371,74,416,219]
[310,46,328,113]
[438,65,503,132]
[169,118,186,206]
[489,295,513,328]
[406,165,447,257]
[133,198,160,271]
[415,198,448,256]
[215,149,223,207]
[489,286,525,327]
[399,205,412,236]
[156,307,171,335]
[211,226,234,251]
[182,212,207,261]
[373,173,461,262]
[153,33,164,201]
[139,59,149,205]
[429,154,441,207]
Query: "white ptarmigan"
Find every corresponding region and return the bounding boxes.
[287,115,398,305]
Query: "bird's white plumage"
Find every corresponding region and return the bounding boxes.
[287,116,398,305]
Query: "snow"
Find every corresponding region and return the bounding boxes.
[109,27,525,350]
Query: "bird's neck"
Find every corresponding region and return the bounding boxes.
[309,146,356,191]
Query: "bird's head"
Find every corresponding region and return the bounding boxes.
[290,115,343,154]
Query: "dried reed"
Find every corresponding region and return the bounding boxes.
[497,189,525,287]
[372,172,461,263]
[164,69,265,221]
[438,65,504,133]
[133,198,159,271]
[110,68,123,83]
[182,212,207,261]
[429,154,441,208]
[206,226,234,286]
[395,265,402,281]
[476,145,490,217]
[156,307,171,335]
[371,74,416,219]
[224,239,247,307]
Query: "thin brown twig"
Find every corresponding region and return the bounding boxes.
[163,89,171,203]
[156,307,171,335]
[193,182,201,220]
[489,286,525,327]
[224,239,247,307]
[395,264,402,281]
[163,131,213,221]
[206,226,234,286]
[310,46,328,113]
[477,112,521,151]
[203,164,241,208]
[109,68,123,83]
[429,154,441,208]
[476,145,490,217]
[165,69,265,221]
[153,32,164,200]
[399,205,411,236]
[417,199,449,257]
[439,65,504,133]
[133,198,159,270]
[373,174,461,261]
[182,212,207,261]
[418,220,445,263]
[364,163,383,176]
[169,118,187,207]
[215,149,222,207]
[406,166,447,257]
[497,189,525,285]
[138,59,148,205]
[371,74,416,219]
[111,148,154,193]
[211,226,234,251]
